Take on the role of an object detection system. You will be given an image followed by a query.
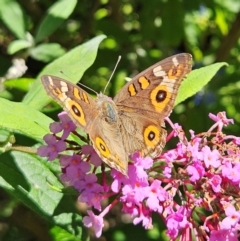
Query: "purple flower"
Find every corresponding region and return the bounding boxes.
[121,164,150,205]
[50,112,76,139]
[59,155,72,167]
[76,174,104,210]
[75,173,102,192]
[83,210,104,238]
[79,190,103,211]
[37,134,66,160]
[82,145,102,167]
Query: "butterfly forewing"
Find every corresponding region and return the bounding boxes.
[41,75,98,132]
[114,53,192,159]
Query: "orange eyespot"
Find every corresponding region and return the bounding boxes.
[150,85,171,112]
[95,137,110,158]
[143,125,160,148]
[67,100,86,126]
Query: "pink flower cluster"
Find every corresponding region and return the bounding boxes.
[38,111,240,240]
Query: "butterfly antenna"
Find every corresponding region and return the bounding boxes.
[77,82,98,95]
[103,55,121,94]
[60,70,98,95]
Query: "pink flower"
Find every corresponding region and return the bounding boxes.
[145,180,166,212]
[186,161,205,181]
[220,203,240,229]
[222,162,240,183]
[233,137,240,145]
[163,149,178,163]
[136,155,153,170]
[209,175,222,193]
[209,228,238,241]
[166,208,190,239]
[187,138,203,160]
[38,110,240,240]
[163,165,172,178]
[111,169,128,193]
[121,193,139,216]
[83,210,104,238]
[209,112,234,126]
[202,146,221,168]
[133,205,153,229]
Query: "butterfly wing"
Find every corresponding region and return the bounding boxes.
[88,115,128,175]
[41,75,128,175]
[117,111,168,158]
[41,75,98,132]
[114,53,192,157]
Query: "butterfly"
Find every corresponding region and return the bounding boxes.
[41,53,192,176]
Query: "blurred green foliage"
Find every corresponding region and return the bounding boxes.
[0,0,240,240]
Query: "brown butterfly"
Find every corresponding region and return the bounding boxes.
[41,53,192,175]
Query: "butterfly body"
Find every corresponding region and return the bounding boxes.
[41,53,192,175]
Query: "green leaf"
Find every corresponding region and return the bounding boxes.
[0,90,13,100]
[0,129,12,143]
[35,0,77,42]
[23,35,106,109]
[0,151,86,239]
[0,0,26,39]
[50,225,82,241]
[175,62,228,106]
[3,78,35,92]
[0,151,63,214]
[7,39,31,54]
[0,98,53,141]
[30,43,66,62]
[0,129,15,154]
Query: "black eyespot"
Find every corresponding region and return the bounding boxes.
[156,90,167,102]
[148,131,155,141]
[72,105,81,116]
[100,143,106,151]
